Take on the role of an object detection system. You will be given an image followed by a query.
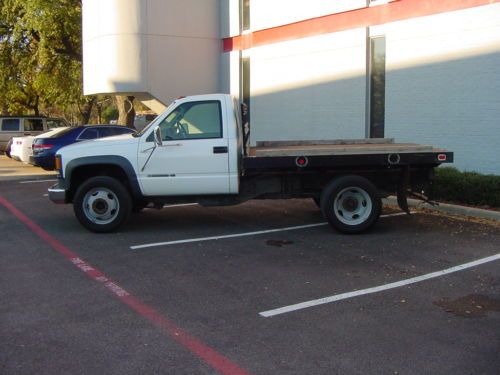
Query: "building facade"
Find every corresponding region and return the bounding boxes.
[82,0,500,174]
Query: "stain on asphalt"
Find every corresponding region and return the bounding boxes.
[266,239,294,247]
[433,294,500,317]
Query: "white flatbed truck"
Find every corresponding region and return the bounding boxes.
[48,94,453,233]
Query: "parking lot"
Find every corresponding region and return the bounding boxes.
[1,177,499,375]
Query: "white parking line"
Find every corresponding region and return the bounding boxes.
[144,203,198,210]
[19,179,57,184]
[130,212,412,250]
[259,253,500,317]
[131,222,329,250]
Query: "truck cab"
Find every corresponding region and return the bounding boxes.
[136,94,241,196]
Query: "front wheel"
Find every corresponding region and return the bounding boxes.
[73,176,132,233]
[321,175,381,234]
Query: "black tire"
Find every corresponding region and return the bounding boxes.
[5,138,13,158]
[73,176,132,233]
[320,175,381,234]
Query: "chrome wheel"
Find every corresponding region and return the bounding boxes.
[333,187,373,226]
[82,188,120,225]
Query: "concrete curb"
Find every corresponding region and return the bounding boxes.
[383,196,500,222]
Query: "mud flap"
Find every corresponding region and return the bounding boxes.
[397,166,411,214]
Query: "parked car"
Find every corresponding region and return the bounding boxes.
[32,125,135,170]
[10,127,71,163]
[0,116,68,153]
[9,136,35,162]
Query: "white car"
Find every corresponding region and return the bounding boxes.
[9,136,34,163]
[10,127,70,164]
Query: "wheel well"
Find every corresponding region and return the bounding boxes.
[68,164,131,201]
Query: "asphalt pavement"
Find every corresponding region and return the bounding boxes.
[0,176,499,375]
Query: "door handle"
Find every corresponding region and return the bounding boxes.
[213,146,228,154]
[164,143,182,147]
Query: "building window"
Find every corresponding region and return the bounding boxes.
[241,0,250,31]
[241,56,250,112]
[369,36,386,138]
[241,56,251,153]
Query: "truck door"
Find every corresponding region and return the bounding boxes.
[138,100,230,196]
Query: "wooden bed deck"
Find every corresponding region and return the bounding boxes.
[249,139,443,157]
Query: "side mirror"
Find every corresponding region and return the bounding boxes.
[154,126,163,146]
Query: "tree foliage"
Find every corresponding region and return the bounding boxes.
[0,0,96,123]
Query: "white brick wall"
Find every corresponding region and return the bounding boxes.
[382,5,500,174]
[249,29,367,143]
[250,0,366,31]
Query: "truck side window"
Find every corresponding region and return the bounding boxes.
[24,119,44,131]
[158,101,222,141]
[1,119,20,131]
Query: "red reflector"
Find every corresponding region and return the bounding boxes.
[438,154,447,161]
[295,156,308,167]
[33,144,54,150]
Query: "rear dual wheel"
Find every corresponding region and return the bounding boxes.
[73,176,132,233]
[321,175,381,234]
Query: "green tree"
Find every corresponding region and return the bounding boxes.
[0,0,96,123]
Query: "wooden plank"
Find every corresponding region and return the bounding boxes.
[256,138,395,147]
[251,143,436,157]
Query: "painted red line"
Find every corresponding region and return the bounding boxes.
[223,0,500,52]
[0,195,251,375]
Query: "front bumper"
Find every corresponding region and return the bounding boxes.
[48,183,67,204]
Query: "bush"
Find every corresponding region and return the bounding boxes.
[433,167,500,208]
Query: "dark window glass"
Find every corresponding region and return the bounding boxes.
[97,128,114,138]
[1,119,20,131]
[157,101,222,141]
[241,56,251,155]
[24,119,44,131]
[47,119,66,129]
[241,0,250,31]
[242,56,250,121]
[370,36,386,138]
[78,128,99,140]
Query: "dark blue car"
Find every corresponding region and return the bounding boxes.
[32,125,135,170]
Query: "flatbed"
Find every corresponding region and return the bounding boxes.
[244,139,452,172]
[250,139,442,156]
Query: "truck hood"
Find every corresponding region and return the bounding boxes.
[57,133,139,158]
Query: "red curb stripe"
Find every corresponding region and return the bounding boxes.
[0,195,251,375]
[223,0,500,52]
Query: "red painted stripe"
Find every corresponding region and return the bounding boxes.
[0,195,251,375]
[223,0,500,52]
